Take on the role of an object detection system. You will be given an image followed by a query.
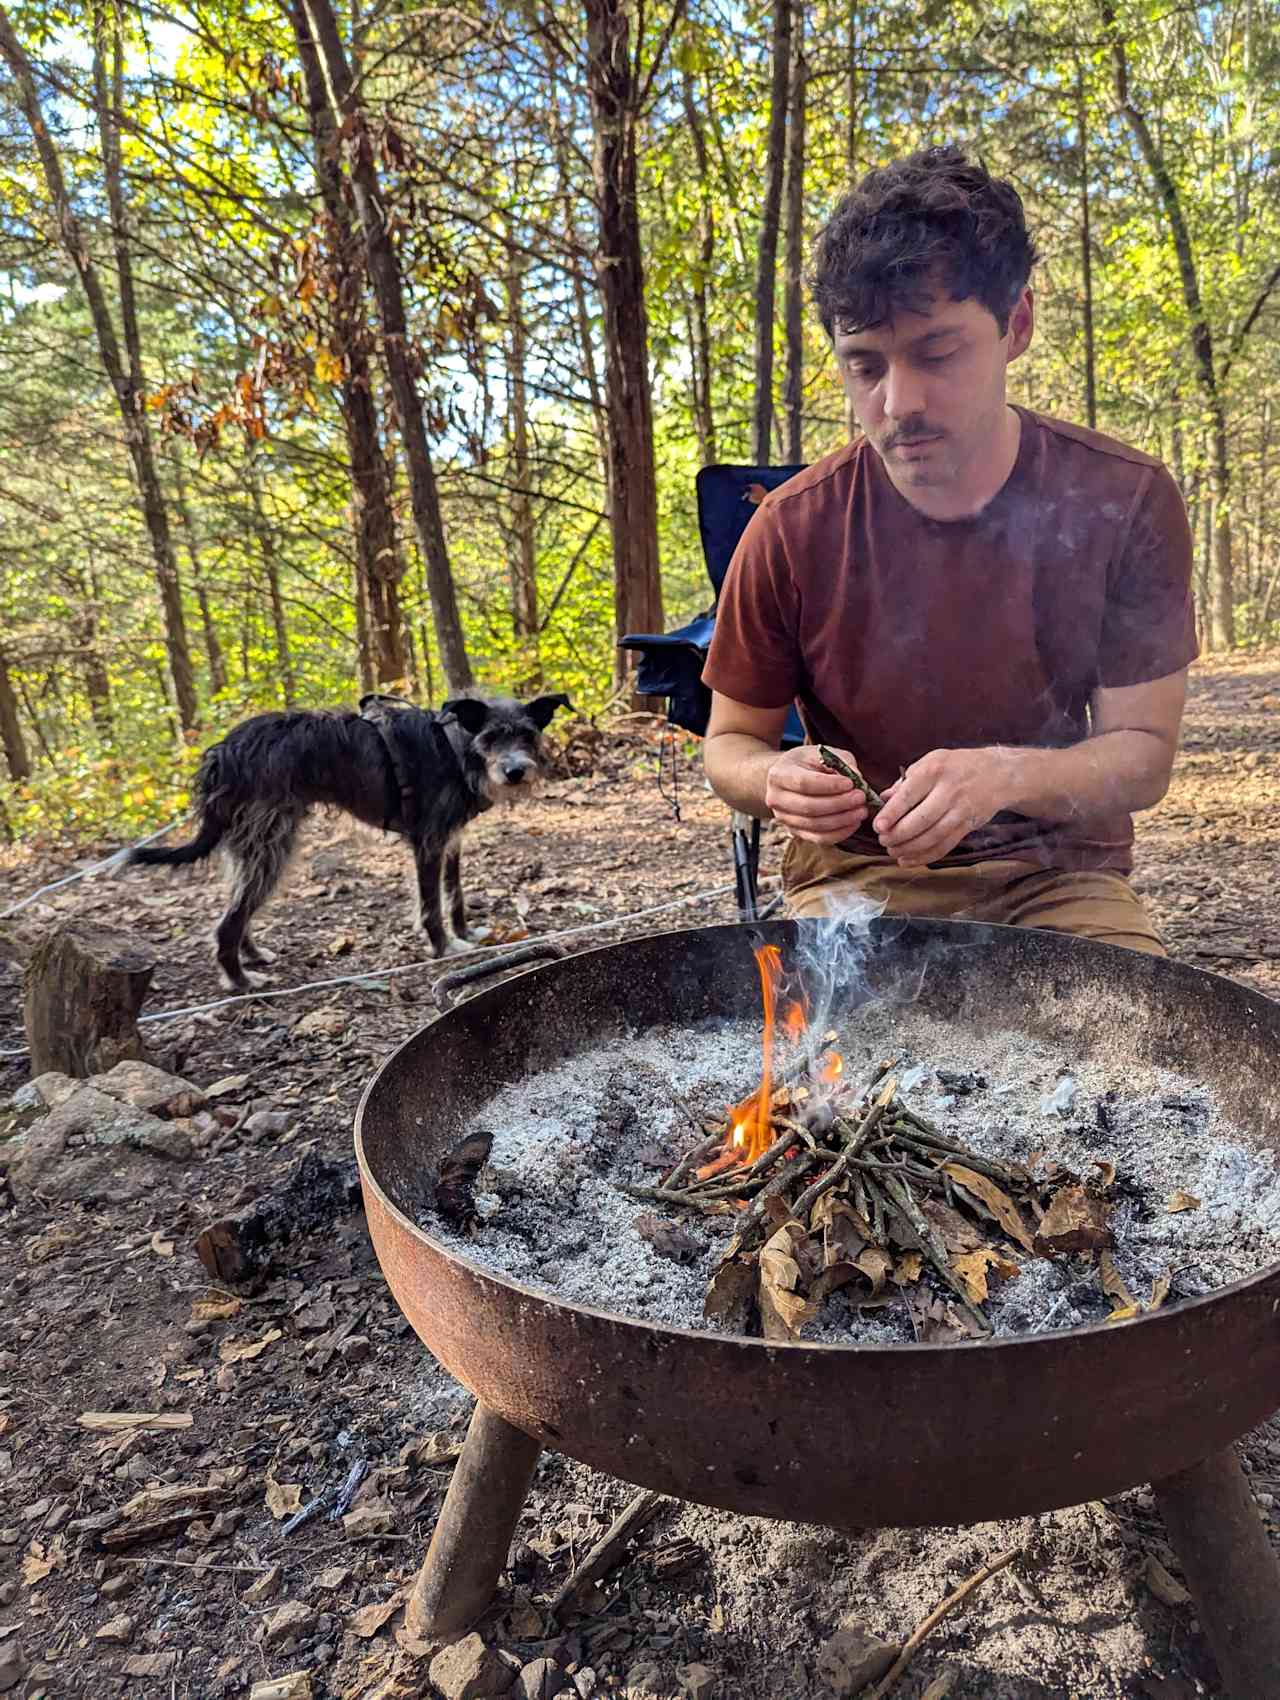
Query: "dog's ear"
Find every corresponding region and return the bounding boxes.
[442,697,492,736]
[524,693,573,731]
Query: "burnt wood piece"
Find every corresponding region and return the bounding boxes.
[435,942,564,1012]
[551,1489,665,1615]
[194,1152,361,1286]
[23,920,155,1077]
[1152,1445,1280,1700]
[405,1401,542,1639]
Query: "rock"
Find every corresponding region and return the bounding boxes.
[249,1676,313,1700]
[677,1665,715,1700]
[13,1072,78,1112]
[337,1334,371,1364]
[261,1600,316,1647]
[624,1661,673,1699]
[0,1638,27,1695]
[814,1625,899,1695]
[428,1633,515,1700]
[245,1110,292,1138]
[122,1653,179,1678]
[7,1085,193,1204]
[518,1657,566,1700]
[342,1503,395,1538]
[94,1614,135,1645]
[206,1073,250,1098]
[87,1059,205,1118]
[100,1573,135,1600]
[572,1668,597,1698]
[1143,1554,1192,1608]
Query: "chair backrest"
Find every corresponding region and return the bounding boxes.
[695,463,807,599]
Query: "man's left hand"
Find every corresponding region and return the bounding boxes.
[874,747,1010,867]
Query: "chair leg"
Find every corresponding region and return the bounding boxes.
[1151,1443,1280,1700]
[404,1402,542,1640]
[731,811,760,922]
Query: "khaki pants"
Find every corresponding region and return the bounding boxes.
[782,839,1165,956]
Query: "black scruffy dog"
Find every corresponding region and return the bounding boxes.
[124,693,571,990]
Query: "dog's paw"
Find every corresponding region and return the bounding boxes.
[437,937,476,959]
[242,944,277,966]
[218,967,271,992]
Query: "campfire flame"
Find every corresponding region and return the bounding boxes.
[727,944,782,1164]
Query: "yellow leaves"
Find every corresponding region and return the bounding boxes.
[313,347,344,384]
[265,1477,304,1520]
[758,1219,816,1341]
[1167,1189,1201,1213]
[219,1328,282,1365]
[190,1291,242,1324]
[952,1246,1021,1306]
[941,1163,1036,1253]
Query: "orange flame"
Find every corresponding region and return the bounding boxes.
[726,943,783,1165]
[781,999,807,1040]
[819,1051,843,1085]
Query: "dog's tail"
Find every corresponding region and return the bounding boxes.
[125,746,227,870]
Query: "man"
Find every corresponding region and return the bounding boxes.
[702,145,1197,954]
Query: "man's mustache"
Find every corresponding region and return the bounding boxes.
[884,424,945,449]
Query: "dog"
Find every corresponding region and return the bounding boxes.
[124,692,571,990]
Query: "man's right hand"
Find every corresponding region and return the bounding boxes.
[764,746,870,844]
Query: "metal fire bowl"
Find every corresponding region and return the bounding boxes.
[355,919,1280,1531]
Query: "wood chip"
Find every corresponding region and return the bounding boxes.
[1143,1554,1192,1608]
[122,1652,178,1678]
[121,1484,224,1522]
[78,1411,193,1433]
[249,1678,312,1700]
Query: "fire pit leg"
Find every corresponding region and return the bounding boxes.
[1151,1444,1280,1700]
[405,1402,542,1639]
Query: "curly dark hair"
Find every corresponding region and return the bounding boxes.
[811,145,1039,337]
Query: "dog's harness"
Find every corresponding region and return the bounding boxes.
[359,693,462,835]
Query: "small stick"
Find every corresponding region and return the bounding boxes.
[662,1133,721,1190]
[894,1108,1027,1183]
[877,1173,991,1336]
[790,1078,898,1223]
[619,1183,745,1214]
[550,1490,666,1615]
[864,1547,1020,1700]
[817,746,886,812]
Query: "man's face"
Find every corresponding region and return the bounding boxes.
[832,288,1033,494]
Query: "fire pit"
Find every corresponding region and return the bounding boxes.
[355,918,1280,1695]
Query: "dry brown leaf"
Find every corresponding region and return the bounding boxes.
[191,1291,242,1323]
[890,1250,923,1286]
[78,1411,193,1433]
[399,1432,463,1469]
[921,1198,985,1256]
[634,1211,702,1265]
[348,1591,405,1638]
[703,1258,755,1331]
[1106,1304,1142,1324]
[1093,1158,1117,1189]
[21,1541,56,1586]
[941,1163,1035,1252]
[1167,1190,1202,1213]
[150,1230,175,1258]
[1033,1184,1113,1257]
[219,1328,283,1365]
[1099,1250,1138,1316]
[856,1246,896,1291]
[1149,1273,1172,1311]
[265,1478,304,1521]
[758,1222,816,1340]
[952,1246,1021,1305]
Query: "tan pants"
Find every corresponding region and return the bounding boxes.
[782,839,1165,956]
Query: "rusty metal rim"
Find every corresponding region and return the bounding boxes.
[353,920,1280,1358]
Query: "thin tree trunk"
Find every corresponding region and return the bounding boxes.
[248,468,297,707]
[1077,61,1097,431]
[753,0,792,464]
[299,0,473,692]
[681,67,717,466]
[582,0,665,691]
[170,447,228,696]
[1252,398,1271,607]
[0,3,200,729]
[0,648,31,780]
[78,560,113,738]
[783,1,806,464]
[503,248,540,680]
[288,0,407,690]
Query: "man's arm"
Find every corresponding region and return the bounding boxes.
[703,694,870,843]
[874,669,1189,867]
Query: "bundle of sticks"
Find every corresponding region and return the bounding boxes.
[626,1044,1121,1342]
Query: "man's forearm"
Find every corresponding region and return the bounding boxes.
[997,730,1174,821]
[703,732,780,817]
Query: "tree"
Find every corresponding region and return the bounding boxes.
[753,0,791,464]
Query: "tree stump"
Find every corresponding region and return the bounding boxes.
[23,921,156,1077]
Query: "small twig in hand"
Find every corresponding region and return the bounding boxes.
[864,1547,1020,1699]
[817,746,886,812]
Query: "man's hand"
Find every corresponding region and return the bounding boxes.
[765,745,870,844]
[874,747,1010,867]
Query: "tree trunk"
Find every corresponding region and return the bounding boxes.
[783,1,807,464]
[300,0,473,693]
[753,0,792,465]
[288,0,407,691]
[0,648,31,780]
[170,448,229,697]
[681,67,717,466]
[0,3,200,730]
[1077,61,1097,431]
[248,467,297,707]
[78,562,113,738]
[582,0,665,691]
[23,921,155,1078]
[503,249,541,681]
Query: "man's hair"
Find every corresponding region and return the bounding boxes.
[811,145,1039,337]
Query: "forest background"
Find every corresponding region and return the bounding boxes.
[0,0,1277,844]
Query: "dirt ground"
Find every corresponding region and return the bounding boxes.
[2,655,1279,1700]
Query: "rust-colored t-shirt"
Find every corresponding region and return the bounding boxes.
[703,407,1198,872]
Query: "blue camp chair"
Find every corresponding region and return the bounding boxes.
[619,464,807,921]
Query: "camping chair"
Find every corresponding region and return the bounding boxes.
[619,464,807,922]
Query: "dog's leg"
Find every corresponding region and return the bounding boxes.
[413,836,454,958]
[240,934,277,967]
[216,811,297,990]
[445,840,468,941]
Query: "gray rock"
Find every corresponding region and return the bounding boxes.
[7,1085,194,1203]
[624,1661,674,1700]
[244,1109,292,1137]
[87,1059,205,1117]
[260,1600,315,1647]
[518,1657,566,1700]
[815,1625,898,1695]
[677,1665,716,1700]
[428,1634,515,1700]
[572,1668,598,1698]
[0,1636,27,1695]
